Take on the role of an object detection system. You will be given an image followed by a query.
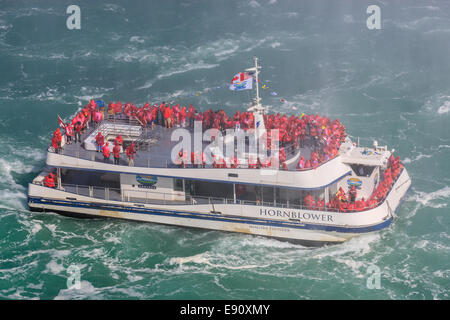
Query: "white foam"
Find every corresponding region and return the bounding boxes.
[313,233,381,260]
[249,0,261,8]
[402,157,411,164]
[33,87,64,102]
[334,257,366,277]
[54,280,101,300]
[27,282,44,290]
[270,42,281,48]
[0,20,12,32]
[424,28,450,35]
[130,36,145,44]
[169,252,269,270]
[136,81,153,90]
[402,153,433,164]
[73,86,113,102]
[46,261,65,275]
[156,61,219,80]
[414,6,440,11]
[0,158,34,205]
[80,248,104,259]
[286,12,298,18]
[437,101,450,114]
[433,269,450,278]
[127,275,143,282]
[139,54,159,63]
[46,224,57,234]
[110,33,122,41]
[104,234,121,244]
[113,49,160,63]
[242,38,267,52]
[408,186,450,209]
[214,46,239,59]
[239,235,307,249]
[31,223,42,235]
[74,94,105,101]
[6,145,45,162]
[169,253,210,265]
[48,53,69,60]
[394,16,443,31]
[103,3,125,13]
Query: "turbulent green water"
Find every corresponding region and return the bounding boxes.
[0,0,449,299]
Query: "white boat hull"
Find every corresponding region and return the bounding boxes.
[28,169,411,245]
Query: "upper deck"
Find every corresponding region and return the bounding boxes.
[47,115,352,189]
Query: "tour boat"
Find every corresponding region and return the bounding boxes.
[28,58,411,246]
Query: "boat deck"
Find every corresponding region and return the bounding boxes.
[57,116,314,170]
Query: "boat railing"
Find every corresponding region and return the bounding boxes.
[50,120,339,171]
[294,154,339,172]
[51,143,337,172]
[39,182,342,213]
[86,121,142,143]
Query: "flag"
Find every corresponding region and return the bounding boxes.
[229,72,253,91]
[57,115,66,130]
[95,100,105,108]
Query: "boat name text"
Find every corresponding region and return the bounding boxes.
[260,208,333,222]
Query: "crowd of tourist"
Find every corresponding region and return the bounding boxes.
[52,99,347,171]
[302,154,404,212]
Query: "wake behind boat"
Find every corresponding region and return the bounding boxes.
[28,58,411,245]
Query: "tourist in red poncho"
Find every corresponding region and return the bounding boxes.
[304,194,315,210]
[102,142,111,163]
[65,122,73,144]
[187,105,196,127]
[163,105,172,128]
[95,132,105,152]
[113,143,121,165]
[43,173,55,188]
[52,128,62,153]
[126,142,136,167]
[114,134,123,147]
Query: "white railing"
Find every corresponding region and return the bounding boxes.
[51,182,336,212]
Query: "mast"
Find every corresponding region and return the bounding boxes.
[254,57,261,107]
[246,57,263,112]
[246,57,266,130]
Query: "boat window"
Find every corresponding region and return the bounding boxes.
[174,179,183,191]
[350,164,375,177]
[189,180,234,200]
[61,169,120,188]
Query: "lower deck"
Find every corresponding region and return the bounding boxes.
[57,168,325,209]
[27,167,412,244]
[33,159,399,213]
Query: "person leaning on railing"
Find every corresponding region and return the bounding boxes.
[43,173,56,188]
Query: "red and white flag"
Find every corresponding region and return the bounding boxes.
[58,115,66,130]
[230,72,253,91]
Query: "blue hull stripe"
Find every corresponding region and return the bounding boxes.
[28,197,392,234]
